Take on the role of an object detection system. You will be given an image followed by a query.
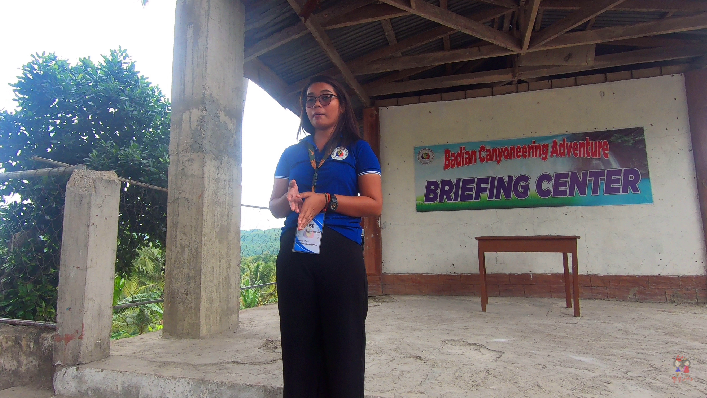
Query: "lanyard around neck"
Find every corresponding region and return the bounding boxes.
[306,141,336,193]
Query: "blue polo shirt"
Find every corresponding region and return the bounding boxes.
[274,135,381,244]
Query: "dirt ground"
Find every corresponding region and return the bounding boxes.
[15,295,707,397]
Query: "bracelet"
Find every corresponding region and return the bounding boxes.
[323,193,331,212]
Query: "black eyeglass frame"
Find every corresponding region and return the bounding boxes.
[305,94,338,108]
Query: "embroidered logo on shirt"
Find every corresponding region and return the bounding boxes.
[331,147,349,160]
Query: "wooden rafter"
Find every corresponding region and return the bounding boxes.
[477,0,518,8]
[539,0,707,12]
[367,45,707,96]
[324,4,407,29]
[535,13,707,50]
[355,45,514,75]
[285,6,509,93]
[380,19,398,47]
[244,0,373,62]
[531,0,627,47]
[370,66,438,86]
[243,58,299,113]
[609,36,701,47]
[440,0,452,74]
[379,0,521,51]
[286,0,370,105]
[245,24,308,62]
[534,8,544,31]
[315,0,376,23]
[521,0,543,51]
[354,13,707,77]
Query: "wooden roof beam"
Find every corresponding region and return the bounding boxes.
[539,0,707,12]
[355,44,514,75]
[477,0,519,9]
[323,4,407,29]
[369,66,439,86]
[379,0,521,51]
[367,45,706,96]
[608,36,702,47]
[440,0,452,75]
[381,19,399,47]
[521,0,543,51]
[286,0,371,105]
[285,6,509,93]
[358,13,707,77]
[534,13,707,50]
[531,0,627,47]
[244,0,373,62]
[244,58,300,113]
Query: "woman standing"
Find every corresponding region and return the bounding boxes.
[269,75,382,397]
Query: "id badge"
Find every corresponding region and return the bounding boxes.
[293,213,324,254]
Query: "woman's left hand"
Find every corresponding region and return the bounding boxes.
[297,192,327,230]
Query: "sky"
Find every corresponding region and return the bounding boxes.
[0,0,300,230]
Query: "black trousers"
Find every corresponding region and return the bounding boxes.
[276,226,368,398]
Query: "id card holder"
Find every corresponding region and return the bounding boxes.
[293,213,324,254]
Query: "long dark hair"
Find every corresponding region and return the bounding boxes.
[298,75,361,150]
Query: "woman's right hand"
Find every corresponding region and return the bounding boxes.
[287,180,303,213]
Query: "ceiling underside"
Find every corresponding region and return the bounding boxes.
[242,0,707,114]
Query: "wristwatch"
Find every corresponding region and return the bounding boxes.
[328,194,338,212]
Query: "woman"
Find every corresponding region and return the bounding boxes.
[269,75,382,397]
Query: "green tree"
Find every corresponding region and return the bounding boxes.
[112,244,165,339]
[240,254,277,309]
[0,49,170,321]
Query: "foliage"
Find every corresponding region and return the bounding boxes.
[240,228,279,308]
[0,49,170,321]
[0,175,67,322]
[111,244,165,339]
[109,239,280,338]
[240,228,280,257]
[240,254,277,309]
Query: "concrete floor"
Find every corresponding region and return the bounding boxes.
[52,296,706,398]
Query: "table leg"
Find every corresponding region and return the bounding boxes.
[563,252,572,308]
[479,250,487,312]
[572,249,580,317]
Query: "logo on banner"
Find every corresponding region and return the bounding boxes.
[417,148,434,165]
[331,147,348,160]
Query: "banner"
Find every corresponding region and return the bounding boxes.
[414,127,653,212]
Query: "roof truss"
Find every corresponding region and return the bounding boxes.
[243,0,707,109]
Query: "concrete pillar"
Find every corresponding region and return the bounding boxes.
[685,69,707,266]
[164,0,244,338]
[54,170,120,366]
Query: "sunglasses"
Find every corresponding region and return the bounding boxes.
[305,93,338,108]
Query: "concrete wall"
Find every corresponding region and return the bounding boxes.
[379,75,706,277]
[0,324,54,390]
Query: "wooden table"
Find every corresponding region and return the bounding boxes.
[476,236,581,317]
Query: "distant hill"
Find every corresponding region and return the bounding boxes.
[241,228,281,257]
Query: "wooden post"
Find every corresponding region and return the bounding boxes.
[685,69,707,270]
[363,107,383,295]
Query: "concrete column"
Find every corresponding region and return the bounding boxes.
[164,0,244,338]
[54,170,120,366]
[685,69,707,266]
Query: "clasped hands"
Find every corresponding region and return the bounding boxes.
[287,180,328,230]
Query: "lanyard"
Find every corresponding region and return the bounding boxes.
[306,141,336,192]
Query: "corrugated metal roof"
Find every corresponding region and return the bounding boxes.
[243,0,707,105]
[328,21,390,62]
